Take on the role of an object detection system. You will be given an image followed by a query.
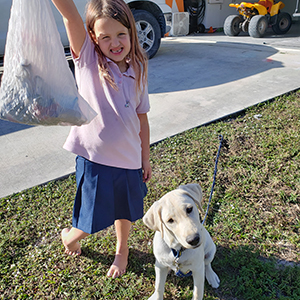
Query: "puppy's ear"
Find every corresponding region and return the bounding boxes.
[143,201,163,234]
[178,183,203,209]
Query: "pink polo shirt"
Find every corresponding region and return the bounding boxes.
[63,33,150,169]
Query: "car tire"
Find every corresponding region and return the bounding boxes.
[197,23,205,33]
[224,15,242,36]
[132,9,161,59]
[249,15,268,38]
[272,12,292,35]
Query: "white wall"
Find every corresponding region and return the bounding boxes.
[202,0,234,28]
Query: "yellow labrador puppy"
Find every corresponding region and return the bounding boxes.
[143,183,220,300]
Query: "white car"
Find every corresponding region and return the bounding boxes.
[0,0,171,59]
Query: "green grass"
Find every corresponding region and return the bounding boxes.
[1,90,300,299]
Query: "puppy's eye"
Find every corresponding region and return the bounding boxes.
[168,218,174,223]
[186,207,193,214]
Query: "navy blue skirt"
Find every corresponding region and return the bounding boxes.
[72,156,148,234]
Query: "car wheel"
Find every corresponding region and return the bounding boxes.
[132,9,161,59]
[197,23,205,33]
[249,15,268,38]
[272,12,292,35]
[224,15,242,36]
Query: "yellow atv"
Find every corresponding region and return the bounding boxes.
[224,0,292,38]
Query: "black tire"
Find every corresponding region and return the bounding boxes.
[132,9,161,59]
[249,15,268,38]
[197,23,205,33]
[224,15,242,36]
[272,12,292,35]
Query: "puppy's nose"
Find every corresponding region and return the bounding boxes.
[186,234,200,246]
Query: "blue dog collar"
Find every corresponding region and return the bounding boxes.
[175,269,193,278]
[171,248,193,278]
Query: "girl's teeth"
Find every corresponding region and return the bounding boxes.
[112,49,122,53]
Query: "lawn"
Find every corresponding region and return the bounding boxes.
[0,90,299,299]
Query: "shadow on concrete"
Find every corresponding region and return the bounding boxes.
[148,41,282,94]
[0,119,32,136]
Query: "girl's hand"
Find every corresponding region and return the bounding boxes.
[142,159,152,183]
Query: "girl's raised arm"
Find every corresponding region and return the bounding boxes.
[51,0,86,57]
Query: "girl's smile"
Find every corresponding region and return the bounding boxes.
[92,17,131,72]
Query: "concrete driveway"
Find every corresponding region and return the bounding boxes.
[0,22,299,198]
[148,23,300,142]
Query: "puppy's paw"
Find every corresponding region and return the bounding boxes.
[148,293,163,300]
[206,270,220,288]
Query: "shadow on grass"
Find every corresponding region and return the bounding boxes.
[80,247,155,276]
[1,224,299,299]
[124,244,299,300]
[212,245,300,300]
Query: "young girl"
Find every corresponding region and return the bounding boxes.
[51,0,152,279]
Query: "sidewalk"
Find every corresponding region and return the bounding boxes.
[1,23,300,198]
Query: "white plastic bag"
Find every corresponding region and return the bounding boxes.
[0,0,96,126]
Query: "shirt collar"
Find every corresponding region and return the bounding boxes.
[105,57,136,79]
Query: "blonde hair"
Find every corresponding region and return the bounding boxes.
[86,0,148,91]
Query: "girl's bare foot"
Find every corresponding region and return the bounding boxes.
[107,247,129,279]
[61,228,82,256]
